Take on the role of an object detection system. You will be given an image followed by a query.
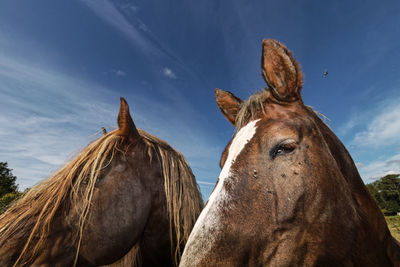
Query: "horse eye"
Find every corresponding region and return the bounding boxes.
[270,140,297,159]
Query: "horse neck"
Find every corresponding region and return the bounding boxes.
[312,114,385,226]
[310,109,400,261]
[139,162,175,267]
[142,201,174,266]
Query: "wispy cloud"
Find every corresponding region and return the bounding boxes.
[337,113,363,137]
[120,2,139,13]
[163,67,177,79]
[339,91,400,183]
[79,0,202,83]
[197,180,216,186]
[80,0,161,56]
[0,4,216,197]
[352,101,400,148]
[0,52,220,195]
[357,153,400,182]
[0,55,119,189]
[106,69,126,76]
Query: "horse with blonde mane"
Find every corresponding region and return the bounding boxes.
[0,98,203,266]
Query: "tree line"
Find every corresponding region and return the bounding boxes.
[0,162,22,213]
[366,174,400,216]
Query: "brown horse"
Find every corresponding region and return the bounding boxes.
[180,40,400,266]
[0,98,203,266]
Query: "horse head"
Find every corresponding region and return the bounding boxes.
[0,98,203,267]
[180,40,400,266]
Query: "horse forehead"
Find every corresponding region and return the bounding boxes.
[215,119,260,198]
[228,120,260,161]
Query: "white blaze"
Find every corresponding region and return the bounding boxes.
[181,119,260,264]
[218,119,260,183]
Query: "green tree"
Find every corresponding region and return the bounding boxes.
[366,183,385,208]
[0,162,20,213]
[0,191,22,213]
[0,162,18,196]
[367,174,400,216]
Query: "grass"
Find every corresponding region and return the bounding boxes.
[386,215,400,241]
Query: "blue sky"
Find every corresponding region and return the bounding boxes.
[0,0,400,200]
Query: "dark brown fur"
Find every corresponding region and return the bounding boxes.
[181,39,400,266]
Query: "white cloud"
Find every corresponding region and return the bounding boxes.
[357,153,400,182]
[352,101,400,148]
[337,113,362,137]
[340,94,400,184]
[163,67,177,79]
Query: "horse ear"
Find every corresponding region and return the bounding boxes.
[261,39,303,102]
[215,88,243,126]
[117,97,140,141]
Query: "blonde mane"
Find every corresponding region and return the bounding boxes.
[235,89,328,128]
[236,89,271,128]
[0,130,122,266]
[0,129,203,267]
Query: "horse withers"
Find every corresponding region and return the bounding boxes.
[0,98,203,266]
[180,40,400,266]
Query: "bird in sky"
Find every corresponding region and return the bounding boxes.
[323,69,329,78]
